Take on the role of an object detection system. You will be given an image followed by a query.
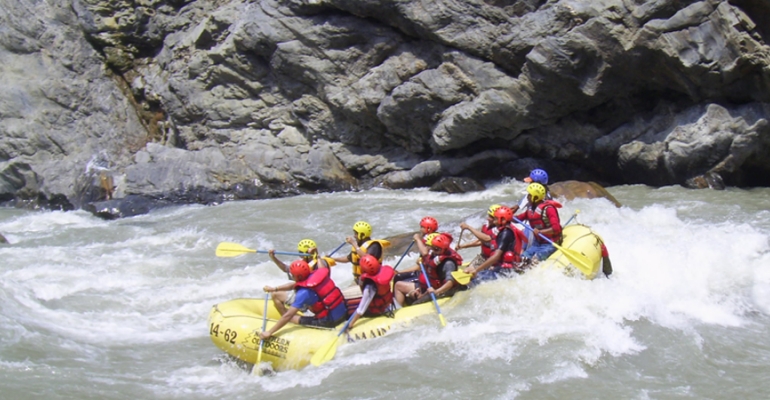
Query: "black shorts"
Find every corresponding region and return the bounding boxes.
[394,271,420,283]
[299,315,345,328]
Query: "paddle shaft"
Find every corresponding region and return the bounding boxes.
[328,242,347,256]
[255,293,270,374]
[564,212,578,226]
[513,216,558,247]
[419,262,447,327]
[336,313,355,338]
[310,312,356,367]
[393,241,415,270]
[263,250,309,257]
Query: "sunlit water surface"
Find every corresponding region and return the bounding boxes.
[1,182,770,399]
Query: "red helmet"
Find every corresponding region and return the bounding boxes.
[493,206,513,226]
[290,259,311,281]
[420,216,438,234]
[359,254,381,276]
[429,233,452,251]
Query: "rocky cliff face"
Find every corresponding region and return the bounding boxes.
[2,0,769,216]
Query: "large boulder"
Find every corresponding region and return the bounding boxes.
[549,181,622,207]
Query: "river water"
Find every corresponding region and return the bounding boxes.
[1,181,769,399]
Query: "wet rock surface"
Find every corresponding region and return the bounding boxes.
[2,0,770,217]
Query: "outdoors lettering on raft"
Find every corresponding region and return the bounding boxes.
[246,332,290,359]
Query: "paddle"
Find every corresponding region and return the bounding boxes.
[393,241,415,270]
[456,227,469,250]
[215,242,310,258]
[310,313,356,367]
[512,217,592,276]
[328,242,347,257]
[564,209,580,226]
[253,292,270,376]
[311,240,412,367]
[451,269,472,286]
[419,262,447,327]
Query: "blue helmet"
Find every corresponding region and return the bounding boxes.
[529,169,548,184]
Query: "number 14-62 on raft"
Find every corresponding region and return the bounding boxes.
[210,323,237,344]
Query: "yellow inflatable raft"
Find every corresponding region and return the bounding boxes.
[208,295,462,372]
[208,224,605,372]
[539,224,605,279]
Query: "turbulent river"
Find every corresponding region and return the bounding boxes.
[1,181,770,399]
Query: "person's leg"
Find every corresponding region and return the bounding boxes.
[524,229,535,250]
[521,246,535,259]
[469,254,485,269]
[475,269,498,282]
[534,243,556,260]
[394,280,413,306]
[272,291,289,315]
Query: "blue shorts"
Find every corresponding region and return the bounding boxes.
[521,241,556,260]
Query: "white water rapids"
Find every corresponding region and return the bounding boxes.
[1,181,769,399]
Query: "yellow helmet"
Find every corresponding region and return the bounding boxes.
[425,232,440,246]
[353,221,372,240]
[527,183,547,203]
[487,204,502,217]
[297,239,317,253]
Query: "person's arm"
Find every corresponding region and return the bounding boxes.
[332,239,354,263]
[268,249,288,273]
[465,249,502,274]
[413,233,429,257]
[464,229,513,274]
[347,236,368,259]
[263,282,296,293]
[348,283,376,331]
[259,306,299,339]
[460,222,492,242]
[425,260,457,296]
[456,239,481,250]
[534,207,561,237]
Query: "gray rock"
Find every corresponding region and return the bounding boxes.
[615,103,770,186]
[3,0,770,218]
[430,177,486,194]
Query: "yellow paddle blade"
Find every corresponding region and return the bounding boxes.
[439,314,447,327]
[215,242,257,257]
[253,343,265,376]
[552,243,593,277]
[451,270,472,285]
[310,335,341,367]
[322,256,337,267]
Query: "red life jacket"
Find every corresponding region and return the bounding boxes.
[294,267,344,319]
[480,224,497,259]
[419,248,463,290]
[500,224,528,268]
[521,200,563,243]
[359,266,396,315]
